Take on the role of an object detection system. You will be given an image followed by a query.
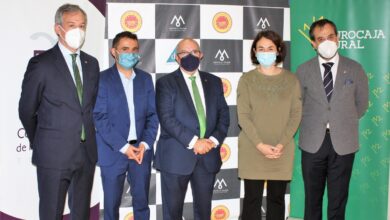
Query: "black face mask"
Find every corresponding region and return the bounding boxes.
[180,53,200,72]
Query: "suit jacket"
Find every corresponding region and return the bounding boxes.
[154,69,230,175]
[18,44,100,169]
[93,65,159,166]
[296,55,368,155]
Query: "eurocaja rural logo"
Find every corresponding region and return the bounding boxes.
[298,16,386,50]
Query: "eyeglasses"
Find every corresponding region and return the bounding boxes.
[177,50,201,58]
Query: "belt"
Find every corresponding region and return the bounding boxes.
[128,140,137,145]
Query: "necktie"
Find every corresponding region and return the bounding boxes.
[189,76,206,138]
[71,54,85,141]
[322,62,334,101]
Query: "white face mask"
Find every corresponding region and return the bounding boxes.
[60,26,85,50]
[317,40,338,59]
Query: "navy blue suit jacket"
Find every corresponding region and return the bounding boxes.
[19,44,100,169]
[93,65,159,166]
[154,69,230,175]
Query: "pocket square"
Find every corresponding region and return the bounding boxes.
[344,79,354,85]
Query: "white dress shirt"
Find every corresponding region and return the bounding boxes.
[58,42,83,84]
[180,68,219,149]
[318,53,339,128]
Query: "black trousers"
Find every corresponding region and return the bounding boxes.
[241,179,288,220]
[302,130,355,220]
[36,143,95,220]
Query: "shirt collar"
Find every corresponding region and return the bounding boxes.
[318,52,339,65]
[180,68,199,79]
[118,67,136,80]
[58,41,80,57]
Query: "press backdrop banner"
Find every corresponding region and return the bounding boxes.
[105,0,291,219]
[289,0,390,219]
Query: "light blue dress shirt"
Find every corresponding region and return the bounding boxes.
[118,69,150,153]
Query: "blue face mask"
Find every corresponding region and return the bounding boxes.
[256,52,277,68]
[180,53,200,72]
[118,52,140,69]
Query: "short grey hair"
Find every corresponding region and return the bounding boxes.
[54,3,87,26]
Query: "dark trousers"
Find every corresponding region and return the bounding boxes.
[100,150,152,220]
[241,179,287,220]
[302,130,355,220]
[160,159,216,220]
[36,143,95,220]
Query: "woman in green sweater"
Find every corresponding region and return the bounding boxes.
[237,30,302,220]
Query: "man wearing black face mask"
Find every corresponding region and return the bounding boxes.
[154,38,230,220]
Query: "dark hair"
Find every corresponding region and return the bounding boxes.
[112,31,138,48]
[309,19,338,41]
[250,30,286,65]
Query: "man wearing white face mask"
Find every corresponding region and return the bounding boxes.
[296,19,368,220]
[19,4,100,220]
[93,31,158,220]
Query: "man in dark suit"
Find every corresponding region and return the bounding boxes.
[155,38,230,220]
[18,4,100,220]
[93,31,158,220]
[296,19,369,220]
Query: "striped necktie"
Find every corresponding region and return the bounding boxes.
[322,62,334,102]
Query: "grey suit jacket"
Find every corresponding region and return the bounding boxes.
[296,55,368,155]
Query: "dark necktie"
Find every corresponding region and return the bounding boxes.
[189,76,206,138]
[70,54,85,141]
[322,62,334,101]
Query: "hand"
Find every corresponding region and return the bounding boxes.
[203,139,216,152]
[136,143,146,165]
[193,139,214,155]
[274,144,284,155]
[256,143,281,159]
[125,144,141,164]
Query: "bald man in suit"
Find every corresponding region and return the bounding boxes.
[155,38,230,220]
